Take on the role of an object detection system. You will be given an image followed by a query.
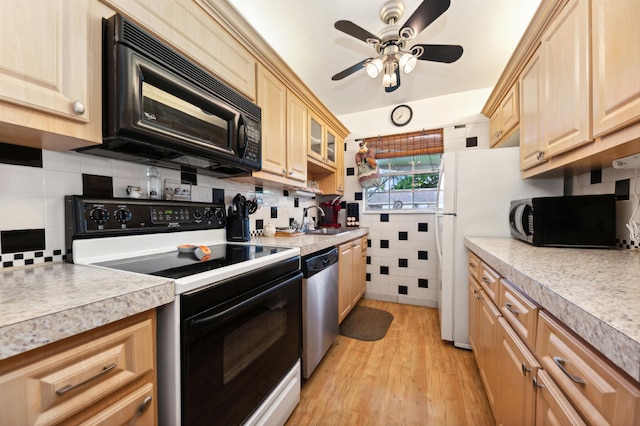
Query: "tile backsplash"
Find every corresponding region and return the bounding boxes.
[570,166,640,249]
[0,142,318,268]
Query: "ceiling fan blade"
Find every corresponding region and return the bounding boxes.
[335,20,380,44]
[385,68,401,93]
[414,44,463,63]
[400,0,451,39]
[331,59,371,81]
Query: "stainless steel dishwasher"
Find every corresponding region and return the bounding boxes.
[301,246,339,378]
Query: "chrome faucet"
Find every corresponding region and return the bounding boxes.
[300,205,325,231]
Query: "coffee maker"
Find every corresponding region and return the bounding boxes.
[320,196,342,228]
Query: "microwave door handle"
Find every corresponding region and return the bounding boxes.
[237,115,248,158]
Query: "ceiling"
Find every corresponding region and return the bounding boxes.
[226,0,541,116]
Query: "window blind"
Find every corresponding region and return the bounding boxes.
[360,128,443,159]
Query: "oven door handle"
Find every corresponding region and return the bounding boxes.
[187,275,298,330]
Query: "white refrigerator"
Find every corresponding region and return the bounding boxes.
[435,147,563,349]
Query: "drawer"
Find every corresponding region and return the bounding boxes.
[536,312,640,425]
[479,261,500,303]
[498,279,539,351]
[0,318,154,426]
[79,382,155,426]
[534,370,586,426]
[468,251,481,280]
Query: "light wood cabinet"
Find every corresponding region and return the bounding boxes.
[519,49,547,170]
[591,0,640,138]
[478,261,500,304]
[0,311,157,426]
[534,370,586,426]
[257,65,287,178]
[308,114,337,169]
[540,0,591,158]
[469,250,640,425]
[338,238,367,323]
[520,0,591,172]
[254,65,307,184]
[499,279,540,351]
[0,0,108,151]
[497,317,540,426]
[536,311,640,425]
[489,82,520,147]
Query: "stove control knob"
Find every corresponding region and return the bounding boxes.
[89,207,110,224]
[193,209,202,220]
[204,209,213,220]
[114,208,132,224]
[214,208,224,220]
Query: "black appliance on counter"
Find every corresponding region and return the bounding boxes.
[226,193,251,242]
[77,14,262,177]
[509,194,616,247]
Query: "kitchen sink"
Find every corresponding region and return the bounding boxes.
[305,228,351,235]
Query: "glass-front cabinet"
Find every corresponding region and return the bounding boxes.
[307,113,337,169]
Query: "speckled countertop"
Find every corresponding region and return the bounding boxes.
[0,262,173,361]
[0,228,367,362]
[465,237,640,383]
[251,227,369,256]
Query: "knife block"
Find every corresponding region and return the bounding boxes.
[226,216,250,242]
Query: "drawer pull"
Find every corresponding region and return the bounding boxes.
[532,375,543,391]
[553,356,585,385]
[56,363,117,395]
[481,277,491,285]
[505,303,520,315]
[138,396,153,416]
[469,262,477,268]
[521,362,531,376]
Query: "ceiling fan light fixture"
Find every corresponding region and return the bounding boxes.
[399,52,417,74]
[367,58,384,78]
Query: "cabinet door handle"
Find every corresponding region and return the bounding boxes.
[532,375,543,391]
[288,170,294,176]
[521,362,531,376]
[505,302,520,315]
[553,356,585,384]
[72,100,85,115]
[56,363,117,395]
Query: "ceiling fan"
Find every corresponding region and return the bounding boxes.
[331,0,463,92]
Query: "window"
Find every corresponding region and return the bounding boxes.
[365,154,441,211]
[361,128,443,212]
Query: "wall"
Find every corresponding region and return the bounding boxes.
[0,143,319,268]
[334,89,491,306]
[569,166,640,249]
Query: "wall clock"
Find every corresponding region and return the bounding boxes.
[391,104,412,127]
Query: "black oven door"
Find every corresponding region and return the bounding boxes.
[181,264,301,426]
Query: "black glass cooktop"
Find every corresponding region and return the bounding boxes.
[95,244,291,279]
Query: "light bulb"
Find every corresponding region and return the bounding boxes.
[382,73,391,87]
[390,72,397,86]
[400,53,417,74]
[366,58,383,78]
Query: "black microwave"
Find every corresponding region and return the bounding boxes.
[509,195,616,247]
[78,14,261,177]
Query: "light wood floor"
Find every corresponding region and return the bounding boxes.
[286,298,495,425]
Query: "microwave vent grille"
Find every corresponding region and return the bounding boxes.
[119,18,261,122]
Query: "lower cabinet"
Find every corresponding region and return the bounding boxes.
[338,238,366,323]
[0,310,157,425]
[467,250,640,425]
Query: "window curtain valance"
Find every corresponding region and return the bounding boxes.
[359,128,443,159]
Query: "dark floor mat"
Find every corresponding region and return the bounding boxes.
[339,305,394,341]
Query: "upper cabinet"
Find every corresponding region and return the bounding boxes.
[520,0,591,172]
[253,65,307,184]
[102,0,256,100]
[591,0,640,138]
[489,82,519,147]
[0,0,108,150]
[308,114,337,169]
[484,0,640,178]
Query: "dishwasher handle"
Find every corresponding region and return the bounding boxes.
[302,247,338,278]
